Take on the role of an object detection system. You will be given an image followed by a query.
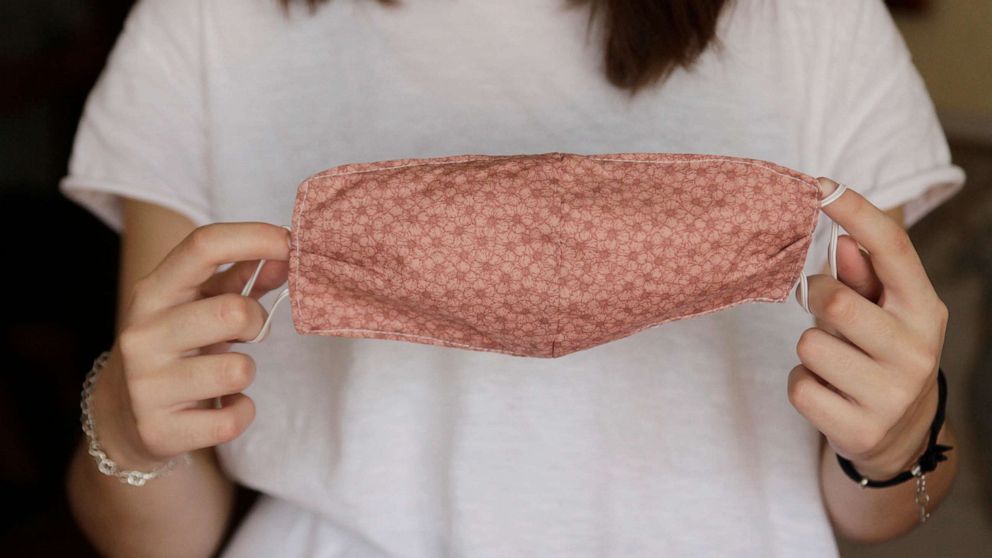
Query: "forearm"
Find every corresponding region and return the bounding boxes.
[68,445,234,558]
[819,418,958,543]
[65,366,236,558]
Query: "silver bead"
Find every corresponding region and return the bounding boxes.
[126,471,148,487]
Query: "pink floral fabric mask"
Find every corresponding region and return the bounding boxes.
[242,152,846,358]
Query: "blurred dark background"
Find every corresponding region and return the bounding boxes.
[1,2,129,556]
[0,1,989,557]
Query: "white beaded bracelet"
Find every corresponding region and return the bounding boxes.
[80,350,191,486]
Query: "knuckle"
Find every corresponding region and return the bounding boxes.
[216,293,252,328]
[186,224,219,259]
[117,326,146,360]
[851,195,876,228]
[922,351,939,376]
[221,353,255,391]
[851,424,886,455]
[934,298,949,326]
[877,385,913,424]
[130,275,154,303]
[124,275,162,319]
[821,288,856,322]
[211,396,255,445]
[787,367,811,410]
[907,346,939,377]
[796,328,821,363]
[212,413,243,444]
[242,396,257,425]
[888,226,915,256]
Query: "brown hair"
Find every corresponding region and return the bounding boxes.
[281,0,729,95]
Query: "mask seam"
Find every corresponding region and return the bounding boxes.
[294,176,314,331]
[788,186,825,300]
[560,291,798,357]
[301,285,795,359]
[309,154,535,180]
[585,157,818,194]
[305,154,818,197]
[299,327,537,357]
[553,155,564,357]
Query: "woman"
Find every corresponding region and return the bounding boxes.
[61,0,965,556]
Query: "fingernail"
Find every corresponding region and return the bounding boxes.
[818,177,838,197]
[284,228,292,251]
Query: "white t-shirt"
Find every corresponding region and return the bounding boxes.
[61,0,965,556]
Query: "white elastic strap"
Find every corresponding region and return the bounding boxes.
[797,182,848,315]
[242,225,292,344]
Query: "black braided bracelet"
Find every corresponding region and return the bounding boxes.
[836,367,953,489]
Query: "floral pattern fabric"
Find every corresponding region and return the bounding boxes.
[288,152,821,358]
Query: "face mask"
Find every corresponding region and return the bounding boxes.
[242,152,846,357]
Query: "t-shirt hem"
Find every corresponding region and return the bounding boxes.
[59,175,213,233]
[860,164,966,228]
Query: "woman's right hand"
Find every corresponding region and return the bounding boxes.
[91,222,291,470]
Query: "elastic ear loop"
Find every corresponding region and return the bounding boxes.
[241,225,292,344]
[796,182,848,315]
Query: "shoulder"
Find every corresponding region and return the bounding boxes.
[105,0,209,75]
[723,0,910,75]
[107,0,203,53]
[737,0,890,22]
[725,0,901,42]
[125,0,205,25]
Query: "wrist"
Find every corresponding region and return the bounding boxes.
[836,368,953,490]
[847,426,932,481]
[845,367,944,481]
[86,350,181,473]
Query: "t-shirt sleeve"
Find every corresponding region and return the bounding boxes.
[59,0,212,234]
[814,0,965,228]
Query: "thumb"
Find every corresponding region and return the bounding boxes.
[835,234,883,303]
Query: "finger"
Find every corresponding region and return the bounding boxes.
[788,364,868,445]
[199,259,289,300]
[795,327,886,405]
[150,393,256,456]
[199,341,234,356]
[137,223,291,315]
[815,177,934,309]
[132,293,268,355]
[147,353,256,408]
[835,235,882,303]
[803,274,907,364]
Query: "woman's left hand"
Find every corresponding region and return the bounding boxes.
[788,177,948,481]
